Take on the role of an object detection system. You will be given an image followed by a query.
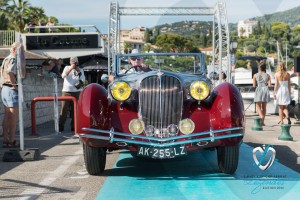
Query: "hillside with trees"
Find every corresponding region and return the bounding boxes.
[144,21,212,51]
[144,4,300,68]
[251,6,300,28]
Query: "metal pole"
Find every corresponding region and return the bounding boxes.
[296,73,300,125]
[17,43,24,150]
[53,75,59,133]
[277,40,280,63]
[285,43,288,68]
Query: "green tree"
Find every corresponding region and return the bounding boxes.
[239,27,245,37]
[144,28,151,43]
[0,0,9,29]
[271,22,290,39]
[123,42,133,54]
[25,6,46,23]
[142,43,153,53]
[256,20,262,35]
[156,34,184,52]
[6,0,31,32]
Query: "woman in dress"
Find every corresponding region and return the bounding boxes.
[253,61,271,126]
[274,62,291,124]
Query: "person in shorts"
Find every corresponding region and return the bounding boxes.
[1,42,20,148]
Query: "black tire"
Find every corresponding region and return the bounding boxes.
[83,144,106,175]
[217,145,239,174]
[130,151,137,157]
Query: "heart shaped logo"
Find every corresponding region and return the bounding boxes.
[253,144,276,170]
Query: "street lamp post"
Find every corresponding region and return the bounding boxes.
[229,40,238,83]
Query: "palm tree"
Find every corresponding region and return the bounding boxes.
[6,0,31,32]
[143,43,153,53]
[123,42,133,54]
[239,27,246,37]
[0,0,9,29]
[25,6,46,23]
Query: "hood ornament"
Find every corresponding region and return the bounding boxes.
[157,71,164,76]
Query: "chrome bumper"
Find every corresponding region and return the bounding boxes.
[79,127,244,148]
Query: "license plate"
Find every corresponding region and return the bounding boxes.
[137,146,187,159]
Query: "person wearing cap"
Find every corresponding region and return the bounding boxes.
[59,56,85,132]
[0,42,20,147]
[126,49,151,73]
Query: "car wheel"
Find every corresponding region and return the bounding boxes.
[217,145,239,174]
[83,144,106,175]
[130,151,137,157]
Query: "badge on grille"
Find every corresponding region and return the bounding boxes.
[157,71,164,76]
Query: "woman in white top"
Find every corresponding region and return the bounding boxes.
[46,17,55,33]
[274,62,291,125]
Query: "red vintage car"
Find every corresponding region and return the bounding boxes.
[78,53,245,175]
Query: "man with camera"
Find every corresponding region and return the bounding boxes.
[59,56,85,132]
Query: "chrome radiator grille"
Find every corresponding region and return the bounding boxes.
[139,75,182,131]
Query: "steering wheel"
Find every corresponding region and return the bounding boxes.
[124,66,135,74]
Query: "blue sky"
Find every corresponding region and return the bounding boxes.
[28,0,300,33]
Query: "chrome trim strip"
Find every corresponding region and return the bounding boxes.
[80,126,244,147]
[80,132,243,148]
[159,72,163,136]
[210,127,215,142]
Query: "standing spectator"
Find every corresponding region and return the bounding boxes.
[253,61,271,126]
[0,42,20,147]
[57,58,66,75]
[38,19,46,33]
[25,19,36,33]
[59,57,85,132]
[274,62,291,125]
[48,60,59,75]
[46,17,55,33]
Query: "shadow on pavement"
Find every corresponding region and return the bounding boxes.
[245,142,300,173]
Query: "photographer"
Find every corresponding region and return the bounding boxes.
[59,56,85,132]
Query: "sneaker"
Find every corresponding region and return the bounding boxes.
[2,142,9,148]
[287,117,291,125]
[8,140,19,148]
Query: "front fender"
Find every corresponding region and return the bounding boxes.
[77,83,110,145]
[210,82,245,145]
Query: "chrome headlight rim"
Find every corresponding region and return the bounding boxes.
[111,81,132,101]
[129,118,144,135]
[179,118,195,135]
[189,80,210,101]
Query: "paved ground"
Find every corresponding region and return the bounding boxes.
[0,112,299,199]
[243,110,300,173]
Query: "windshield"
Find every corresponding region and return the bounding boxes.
[235,57,274,72]
[116,54,204,75]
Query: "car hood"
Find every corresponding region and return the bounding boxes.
[112,70,210,90]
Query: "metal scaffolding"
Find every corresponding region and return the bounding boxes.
[108,2,231,84]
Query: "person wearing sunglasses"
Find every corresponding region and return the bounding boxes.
[125,49,151,74]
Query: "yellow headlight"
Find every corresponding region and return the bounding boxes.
[111,81,131,101]
[190,81,210,100]
[129,119,144,135]
[179,118,195,135]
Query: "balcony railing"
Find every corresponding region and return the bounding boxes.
[23,25,101,33]
[0,30,16,48]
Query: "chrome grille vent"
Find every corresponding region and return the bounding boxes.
[139,75,182,135]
